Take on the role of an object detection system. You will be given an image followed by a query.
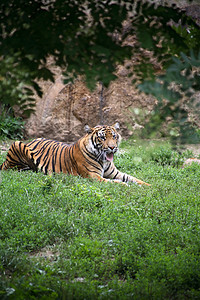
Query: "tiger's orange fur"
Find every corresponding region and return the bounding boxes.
[0,123,150,186]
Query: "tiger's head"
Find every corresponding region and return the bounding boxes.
[84,123,121,162]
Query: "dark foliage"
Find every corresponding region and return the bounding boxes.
[0,1,199,113]
[139,50,200,143]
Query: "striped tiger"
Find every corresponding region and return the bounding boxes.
[0,123,150,186]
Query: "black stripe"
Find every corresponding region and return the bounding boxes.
[19,142,28,163]
[44,157,51,175]
[53,143,60,172]
[34,140,53,156]
[83,164,101,176]
[82,147,103,169]
[63,146,71,173]
[106,168,115,177]
[59,146,65,173]
[7,148,27,169]
[50,142,59,173]
[10,143,25,165]
[82,147,96,160]
[113,171,119,179]
[7,153,20,165]
[42,143,54,162]
[83,157,102,172]
[91,135,95,147]
[52,156,55,173]
[35,140,55,167]
[27,139,44,151]
[104,162,111,173]
[70,146,79,172]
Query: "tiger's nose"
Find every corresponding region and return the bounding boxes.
[108,146,115,150]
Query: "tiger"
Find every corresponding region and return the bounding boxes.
[0,123,150,186]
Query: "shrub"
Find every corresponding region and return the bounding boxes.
[149,145,190,167]
[0,105,24,140]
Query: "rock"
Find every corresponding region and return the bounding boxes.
[183,158,200,167]
[24,65,155,142]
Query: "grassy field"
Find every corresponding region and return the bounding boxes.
[0,139,200,299]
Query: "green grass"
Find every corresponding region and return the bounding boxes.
[0,140,200,299]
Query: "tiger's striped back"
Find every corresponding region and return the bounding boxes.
[27,138,92,176]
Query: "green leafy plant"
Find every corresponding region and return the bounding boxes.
[0,106,24,140]
[150,146,188,167]
[139,50,200,144]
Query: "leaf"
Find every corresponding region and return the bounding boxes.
[137,24,153,49]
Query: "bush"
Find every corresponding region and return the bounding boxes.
[0,105,24,140]
[149,145,192,167]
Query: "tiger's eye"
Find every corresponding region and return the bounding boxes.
[98,133,106,140]
[100,135,106,140]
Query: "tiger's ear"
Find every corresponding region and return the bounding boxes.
[113,122,120,130]
[84,125,93,133]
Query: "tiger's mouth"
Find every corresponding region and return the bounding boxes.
[105,152,114,162]
[98,148,118,162]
